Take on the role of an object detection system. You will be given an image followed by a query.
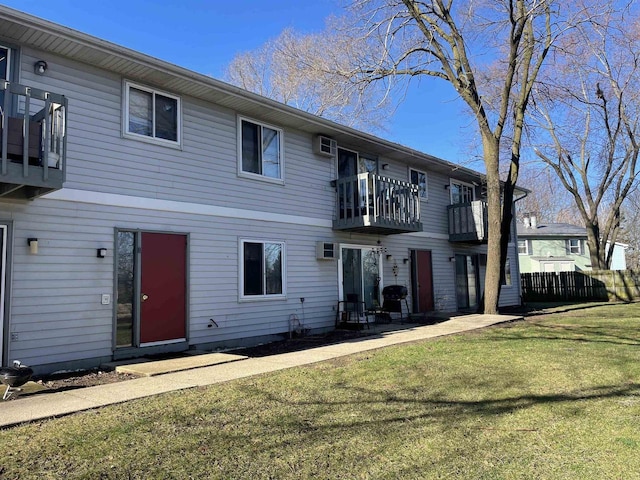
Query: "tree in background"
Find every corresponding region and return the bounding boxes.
[224,23,391,133]
[224,1,612,312]
[516,166,577,224]
[530,3,640,270]
[620,189,640,270]
[344,0,565,313]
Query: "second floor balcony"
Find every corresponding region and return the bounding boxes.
[0,81,67,200]
[448,200,488,243]
[333,173,422,235]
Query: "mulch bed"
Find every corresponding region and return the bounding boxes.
[6,328,379,401]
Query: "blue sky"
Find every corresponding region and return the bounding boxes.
[2,0,475,166]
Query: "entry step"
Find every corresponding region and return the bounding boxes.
[103,352,248,377]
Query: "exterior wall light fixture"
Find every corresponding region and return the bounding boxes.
[97,248,107,258]
[27,238,38,255]
[34,60,48,75]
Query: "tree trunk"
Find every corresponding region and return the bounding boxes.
[585,223,606,270]
[482,135,502,315]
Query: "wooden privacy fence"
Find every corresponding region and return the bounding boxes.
[521,272,607,302]
[521,270,640,302]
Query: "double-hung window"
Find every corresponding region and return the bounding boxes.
[518,239,529,255]
[450,180,475,204]
[241,240,285,299]
[239,118,283,181]
[567,239,583,255]
[124,81,180,145]
[410,168,428,199]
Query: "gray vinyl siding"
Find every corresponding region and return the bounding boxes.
[3,198,340,370]
[17,48,336,221]
[0,43,520,373]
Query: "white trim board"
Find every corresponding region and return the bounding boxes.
[44,189,333,228]
[43,189,451,239]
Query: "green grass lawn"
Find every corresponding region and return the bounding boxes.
[1,303,639,479]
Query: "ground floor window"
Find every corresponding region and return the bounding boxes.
[241,240,285,298]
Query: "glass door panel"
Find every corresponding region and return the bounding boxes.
[116,231,135,347]
[342,248,362,301]
[362,250,381,309]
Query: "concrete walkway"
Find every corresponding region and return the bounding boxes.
[0,313,521,428]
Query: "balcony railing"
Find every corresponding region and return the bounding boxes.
[448,200,488,243]
[0,81,67,200]
[333,173,422,235]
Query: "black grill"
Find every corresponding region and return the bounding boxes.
[382,285,408,300]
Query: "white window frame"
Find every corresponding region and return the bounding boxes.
[0,44,11,82]
[567,239,583,255]
[237,116,284,184]
[239,239,286,301]
[409,168,428,200]
[449,179,476,204]
[502,257,512,287]
[123,81,182,147]
[518,239,529,255]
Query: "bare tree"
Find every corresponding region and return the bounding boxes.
[516,166,577,224]
[344,0,570,313]
[531,4,640,270]
[620,189,640,270]
[224,23,391,132]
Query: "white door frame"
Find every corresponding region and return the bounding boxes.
[338,243,383,304]
[0,225,7,364]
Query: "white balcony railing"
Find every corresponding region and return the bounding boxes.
[447,200,488,243]
[333,173,422,235]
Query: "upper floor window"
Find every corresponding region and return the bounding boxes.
[450,180,475,204]
[0,45,15,113]
[518,239,530,255]
[124,81,180,145]
[240,239,285,299]
[410,168,428,199]
[567,239,584,255]
[239,118,283,181]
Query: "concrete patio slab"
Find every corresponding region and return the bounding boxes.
[110,352,247,377]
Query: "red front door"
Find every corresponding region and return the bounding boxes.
[139,232,187,344]
[413,250,434,312]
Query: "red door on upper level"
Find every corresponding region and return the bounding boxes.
[139,232,187,344]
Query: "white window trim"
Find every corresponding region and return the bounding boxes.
[0,44,11,82]
[239,238,286,301]
[449,179,476,204]
[567,238,583,255]
[502,257,513,288]
[123,80,182,148]
[518,239,529,255]
[237,116,285,185]
[409,167,428,201]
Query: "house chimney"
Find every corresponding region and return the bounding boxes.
[530,215,537,229]
[523,216,531,229]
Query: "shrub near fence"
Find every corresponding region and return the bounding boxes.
[521,270,640,302]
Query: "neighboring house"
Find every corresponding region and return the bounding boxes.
[517,217,627,273]
[0,6,522,374]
